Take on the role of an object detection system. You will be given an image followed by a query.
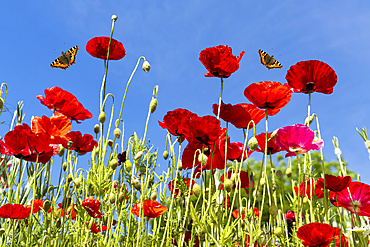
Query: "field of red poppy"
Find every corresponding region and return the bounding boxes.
[0,14,369,247]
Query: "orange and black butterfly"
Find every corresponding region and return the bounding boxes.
[258,49,283,69]
[50,45,79,70]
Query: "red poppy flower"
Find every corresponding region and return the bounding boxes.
[232,207,259,220]
[199,45,245,78]
[0,124,59,164]
[51,203,77,220]
[324,174,351,192]
[82,196,103,218]
[331,181,370,216]
[285,60,337,94]
[255,132,282,155]
[25,199,44,214]
[286,210,296,224]
[297,222,340,247]
[183,115,222,145]
[220,170,254,192]
[158,109,197,143]
[32,113,71,144]
[212,101,265,129]
[86,37,126,60]
[168,178,195,198]
[244,81,291,116]
[63,131,98,155]
[131,200,168,219]
[227,142,251,162]
[90,220,117,234]
[37,87,92,123]
[294,178,324,200]
[0,204,30,219]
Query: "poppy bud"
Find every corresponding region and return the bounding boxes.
[142,60,151,72]
[62,162,68,171]
[286,168,292,178]
[163,150,169,160]
[110,159,118,170]
[272,184,277,191]
[67,174,73,183]
[260,178,266,186]
[198,153,208,164]
[150,192,158,200]
[177,160,183,170]
[0,98,4,109]
[135,151,143,161]
[94,124,100,134]
[43,200,51,212]
[148,175,154,186]
[109,193,116,204]
[303,197,309,204]
[56,219,62,228]
[124,160,132,172]
[74,178,81,188]
[304,115,314,126]
[99,112,106,123]
[193,183,201,197]
[224,179,233,192]
[61,197,71,209]
[366,140,370,149]
[276,170,283,178]
[334,147,342,156]
[150,98,157,113]
[139,165,146,174]
[253,190,259,198]
[230,173,237,183]
[118,191,127,203]
[0,228,5,234]
[132,178,141,191]
[274,227,282,236]
[42,235,50,244]
[111,14,118,21]
[114,128,121,139]
[58,145,65,157]
[248,136,258,151]
[269,205,278,217]
[67,141,73,149]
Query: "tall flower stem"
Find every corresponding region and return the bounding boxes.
[143,86,158,142]
[216,77,224,120]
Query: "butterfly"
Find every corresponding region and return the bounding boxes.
[50,45,79,70]
[258,49,283,69]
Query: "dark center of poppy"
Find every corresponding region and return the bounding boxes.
[305,82,315,92]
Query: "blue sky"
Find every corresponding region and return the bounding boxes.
[1,1,370,183]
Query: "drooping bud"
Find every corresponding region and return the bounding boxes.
[248,136,258,151]
[150,192,158,200]
[99,112,106,123]
[43,200,51,212]
[107,139,114,147]
[132,178,141,191]
[286,168,292,178]
[94,124,100,134]
[230,173,237,183]
[114,128,121,139]
[109,193,116,204]
[163,150,169,160]
[58,145,65,157]
[192,183,201,197]
[110,159,118,170]
[304,115,314,126]
[198,153,208,164]
[62,162,68,171]
[0,98,4,109]
[134,151,143,161]
[224,179,233,192]
[150,98,158,113]
[124,160,132,172]
[260,177,266,186]
[74,178,81,188]
[67,174,73,183]
[118,191,127,203]
[142,60,151,72]
[177,160,183,170]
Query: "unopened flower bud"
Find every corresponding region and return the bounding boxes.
[0,98,4,109]
[224,179,233,192]
[43,200,51,212]
[269,205,278,217]
[114,128,121,139]
[0,228,5,234]
[142,60,151,72]
[58,145,65,157]
[198,153,208,164]
[274,227,283,236]
[248,137,258,151]
[118,191,127,203]
[74,178,81,188]
[163,150,169,160]
[192,183,201,197]
[132,179,141,191]
[139,165,146,174]
[230,173,237,183]
[151,192,158,200]
[276,170,283,178]
[110,159,118,170]
[107,139,114,147]
[177,160,183,170]
[67,174,73,183]
[303,197,309,204]
[94,124,100,134]
[109,193,116,204]
[334,147,342,156]
[286,168,292,178]
[62,162,68,171]
[99,112,106,123]
[124,160,132,172]
[365,140,370,149]
[305,115,314,126]
[111,15,118,21]
[150,98,158,113]
[260,177,266,186]
[135,151,143,161]
[67,141,73,149]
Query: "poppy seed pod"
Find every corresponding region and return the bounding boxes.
[142,60,151,72]
[192,183,201,197]
[99,112,106,123]
[248,136,258,151]
[94,124,100,134]
[150,98,157,113]
[114,128,121,139]
[124,160,132,172]
[134,151,143,160]
[163,150,169,160]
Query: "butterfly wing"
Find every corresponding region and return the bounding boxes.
[50,45,79,70]
[258,49,283,69]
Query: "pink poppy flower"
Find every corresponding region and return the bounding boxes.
[275,124,324,157]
